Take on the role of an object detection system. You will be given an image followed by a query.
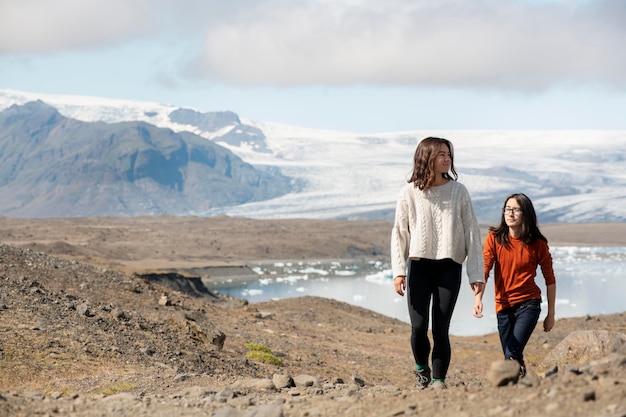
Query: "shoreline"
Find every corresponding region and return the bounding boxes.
[158,235,626,285]
[0,218,623,281]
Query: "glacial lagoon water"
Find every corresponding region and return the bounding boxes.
[212,246,626,336]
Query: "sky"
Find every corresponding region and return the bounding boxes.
[1,0,626,134]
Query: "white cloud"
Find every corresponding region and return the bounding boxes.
[187,0,626,90]
[2,0,625,92]
[0,0,153,52]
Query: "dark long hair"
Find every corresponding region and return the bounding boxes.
[490,193,547,247]
[408,137,458,190]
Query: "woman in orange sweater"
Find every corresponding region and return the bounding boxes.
[473,193,556,377]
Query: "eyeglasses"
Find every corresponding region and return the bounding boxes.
[503,207,522,215]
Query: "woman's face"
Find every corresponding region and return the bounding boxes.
[433,144,451,176]
[503,198,523,228]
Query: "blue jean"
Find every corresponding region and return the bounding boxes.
[496,299,541,367]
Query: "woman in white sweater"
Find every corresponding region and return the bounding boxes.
[391,137,484,390]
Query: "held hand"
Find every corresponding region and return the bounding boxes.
[543,314,555,332]
[394,276,406,297]
[473,298,483,318]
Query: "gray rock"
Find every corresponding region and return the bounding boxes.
[487,360,520,387]
[189,386,214,397]
[351,374,365,387]
[216,387,237,401]
[49,391,63,399]
[519,369,541,387]
[214,407,241,417]
[76,302,91,317]
[582,390,596,401]
[232,378,276,391]
[139,346,156,356]
[293,374,321,388]
[545,365,559,377]
[589,352,626,368]
[158,294,170,306]
[110,308,127,319]
[214,404,284,417]
[542,330,626,367]
[272,373,294,389]
[173,373,193,382]
[100,392,139,403]
[22,391,45,400]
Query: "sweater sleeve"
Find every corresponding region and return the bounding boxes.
[390,189,410,278]
[460,185,484,284]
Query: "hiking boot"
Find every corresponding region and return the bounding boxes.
[519,363,527,378]
[509,357,526,378]
[430,379,447,390]
[414,367,430,389]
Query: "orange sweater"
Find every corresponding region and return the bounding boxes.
[483,231,556,313]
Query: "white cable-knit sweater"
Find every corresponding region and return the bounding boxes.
[390,180,484,284]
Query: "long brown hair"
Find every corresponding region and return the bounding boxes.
[490,193,548,247]
[408,137,458,190]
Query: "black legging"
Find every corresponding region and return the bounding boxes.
[406,258,462,380]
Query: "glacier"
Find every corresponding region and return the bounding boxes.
[1,88,625,223]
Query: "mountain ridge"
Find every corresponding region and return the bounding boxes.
[1,89,625,223]
[0,100,292,217]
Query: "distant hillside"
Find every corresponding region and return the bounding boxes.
[0,101,293,217]
[2,89,626,223]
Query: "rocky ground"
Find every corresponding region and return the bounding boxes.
[0,217,625,417]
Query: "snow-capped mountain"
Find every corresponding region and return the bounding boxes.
[2,89,625,223]
[0,100,293,217]
[218,124,626,223]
